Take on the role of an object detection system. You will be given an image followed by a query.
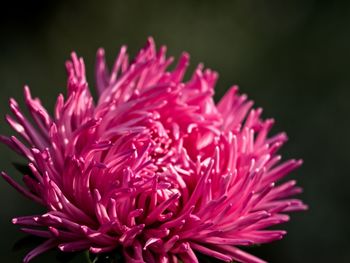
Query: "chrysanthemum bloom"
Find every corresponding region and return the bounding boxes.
[0,38,307,263]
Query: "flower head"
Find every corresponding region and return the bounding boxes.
[1,38,307,263]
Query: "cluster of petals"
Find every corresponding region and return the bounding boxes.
[0,38,307,263]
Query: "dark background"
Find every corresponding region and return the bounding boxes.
[0,0,349,262]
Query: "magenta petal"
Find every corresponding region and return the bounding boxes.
[0,38,306,263]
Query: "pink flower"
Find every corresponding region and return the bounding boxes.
[0,38,307,263]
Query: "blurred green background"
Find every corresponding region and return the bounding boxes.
[0,0,349,262]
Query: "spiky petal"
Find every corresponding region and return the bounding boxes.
[1,38,307,263]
